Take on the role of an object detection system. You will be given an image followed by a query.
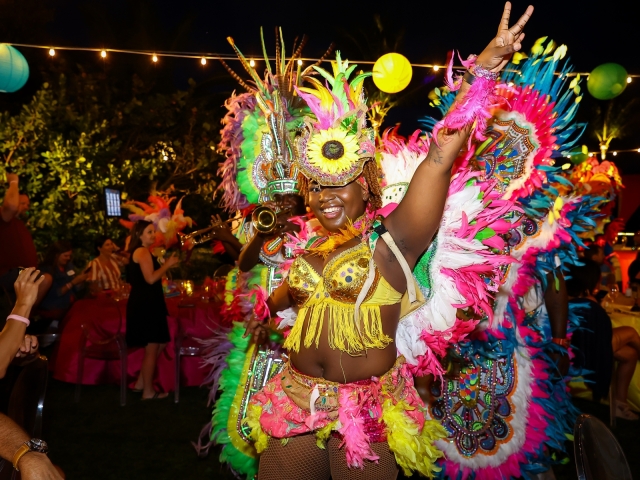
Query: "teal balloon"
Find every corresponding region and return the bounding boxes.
[587,63,628,100]
[0,44,30,93]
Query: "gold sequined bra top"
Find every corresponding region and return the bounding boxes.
[284,241,402,355]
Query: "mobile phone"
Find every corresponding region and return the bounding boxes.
[17,266,44,280]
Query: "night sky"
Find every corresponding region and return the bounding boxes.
[2,0,640,171]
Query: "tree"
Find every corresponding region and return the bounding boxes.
[0,69,225,262]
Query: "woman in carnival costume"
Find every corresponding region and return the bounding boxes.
[420,38,622,479]
[244,4,534,478]
[195,31,327,479]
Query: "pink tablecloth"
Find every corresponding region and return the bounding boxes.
[51,295,221,393]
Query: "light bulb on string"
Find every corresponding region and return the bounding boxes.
[432,65,440,71]
[297,59,303,66]
[152,54,158,63]
[200,57,207,65]
[49,48,55,57]
[627,76,632,84]
[249,59,256,67]
[100,50,107,58]
[613,151,618,156]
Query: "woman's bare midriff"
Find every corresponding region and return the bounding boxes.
[288,235,409,383]
[289,303,401,383]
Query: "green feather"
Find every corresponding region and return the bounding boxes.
[210,323,258,479]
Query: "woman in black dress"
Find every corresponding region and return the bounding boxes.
[126,220,179,399]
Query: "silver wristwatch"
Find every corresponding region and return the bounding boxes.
[26,438,49,454]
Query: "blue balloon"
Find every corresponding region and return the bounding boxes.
[0,44,30,93]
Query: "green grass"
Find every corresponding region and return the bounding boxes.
[43,377,639,480]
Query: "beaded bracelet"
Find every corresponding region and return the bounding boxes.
[7,314,30,326]
[466,55,500,81]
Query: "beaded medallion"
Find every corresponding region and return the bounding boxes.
[430,350,517,457]
[472,118,536,193]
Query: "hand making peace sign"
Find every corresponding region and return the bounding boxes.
[475,2,535,73]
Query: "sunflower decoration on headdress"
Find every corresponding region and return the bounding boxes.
[294,53,376,186]
[216,28,334,211]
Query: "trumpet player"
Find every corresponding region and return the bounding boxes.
[237,193,306,278]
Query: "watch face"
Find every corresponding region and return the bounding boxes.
[27,439,48,454]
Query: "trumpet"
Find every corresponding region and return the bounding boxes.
[252,206,293,234]
[177,216,240,250]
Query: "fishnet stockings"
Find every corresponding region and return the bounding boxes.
[257,434,399,480]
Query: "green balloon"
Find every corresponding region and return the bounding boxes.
[587,63,628,100]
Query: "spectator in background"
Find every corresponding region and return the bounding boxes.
[36,241,90,322]
[126,221,179,400]
[0,268,42,378]
[0,272,64,479]
[0,174,44,302]
[568,260,640,420]
[583,242,615,301]
[87,236,129,294]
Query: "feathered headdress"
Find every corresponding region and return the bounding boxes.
[217,29,333,211]
[120,195,193,248]
[294,52,375,186]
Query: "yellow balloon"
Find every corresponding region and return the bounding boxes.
[373,53,413,94]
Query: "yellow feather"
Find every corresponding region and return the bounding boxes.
[300,78,335,110]
[381,399,446,478]
[315,421,337,449]
[244,404,269,453]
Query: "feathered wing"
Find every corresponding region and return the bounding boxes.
[419,38,622,479]
[377,128,516,378]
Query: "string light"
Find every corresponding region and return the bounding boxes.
[200,57,207,65]
[249,59,255,67]
[100,50,107,58]
[7,43,640,79]
[585,147,640,157]
[297,59,303,66]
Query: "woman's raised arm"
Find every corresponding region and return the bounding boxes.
[384,2,534,266]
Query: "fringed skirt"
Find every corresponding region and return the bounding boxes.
[246,356,446,478]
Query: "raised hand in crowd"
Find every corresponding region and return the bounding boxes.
[0,268,45,377]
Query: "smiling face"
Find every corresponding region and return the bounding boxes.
[307,178,369,232]
[140,224,157,248]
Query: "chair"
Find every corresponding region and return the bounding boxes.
[0,355,49,480]
[8,355,49,438]
[174,303,205,403]
[75,299,128,406]
[573,413,632,480]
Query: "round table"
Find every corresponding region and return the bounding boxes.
[51,294,222,393]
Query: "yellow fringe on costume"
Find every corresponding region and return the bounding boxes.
[315,421,337,449]
[245,404,269,454]
[283,300,392,355]
[307,219,367,258]
[381,399,447,478]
